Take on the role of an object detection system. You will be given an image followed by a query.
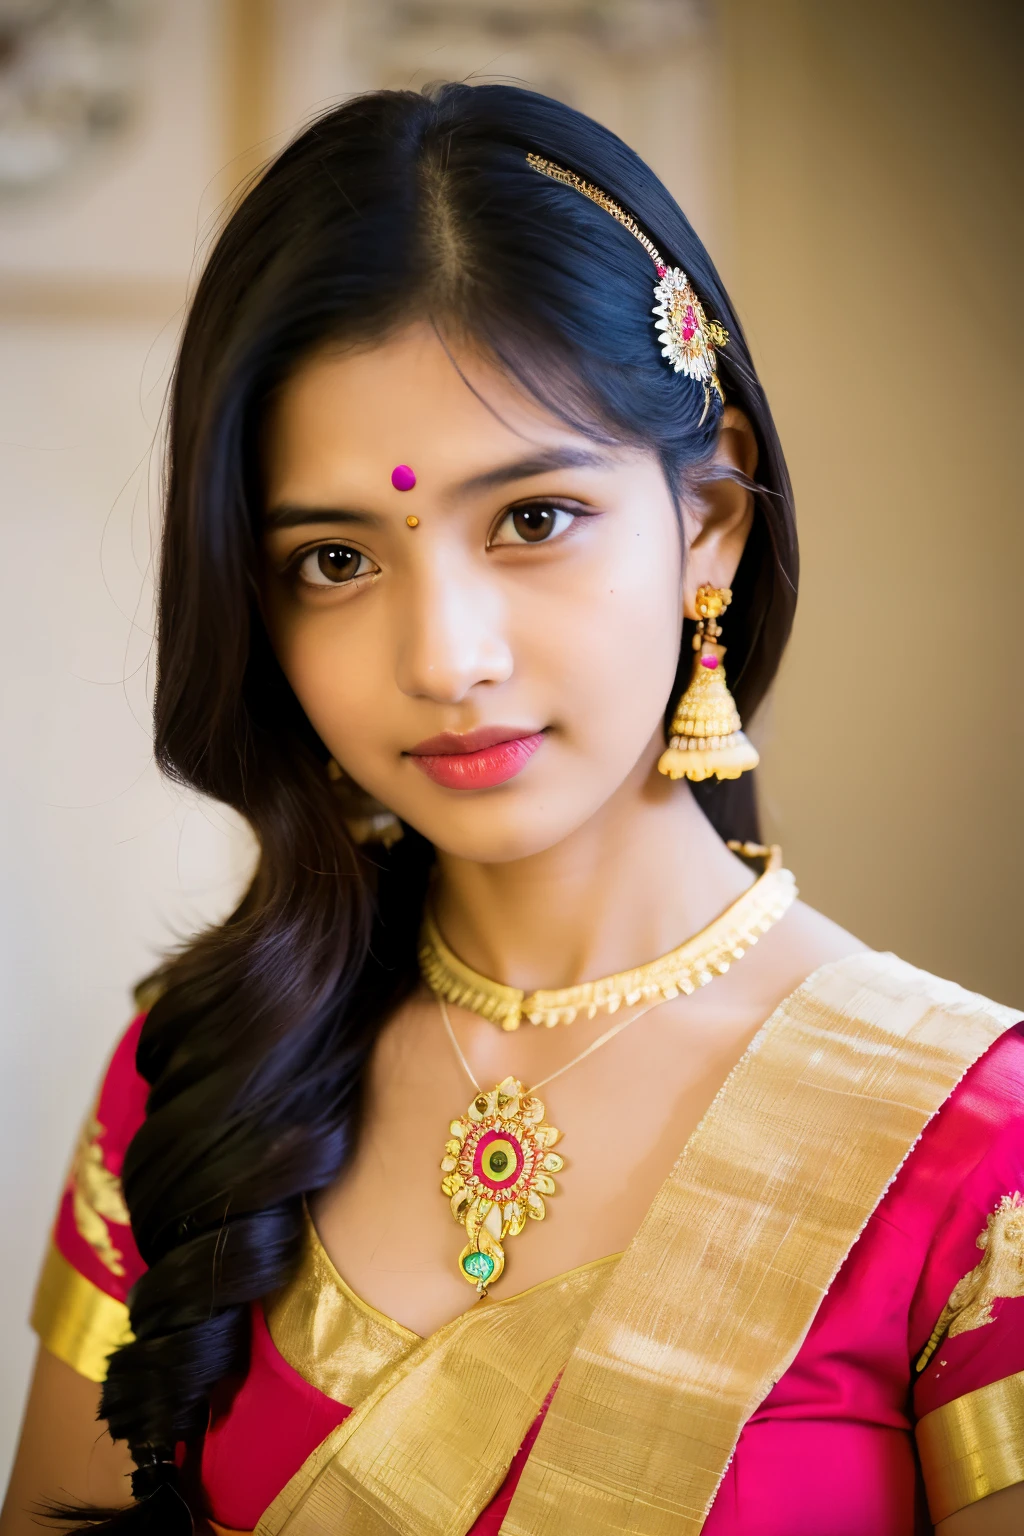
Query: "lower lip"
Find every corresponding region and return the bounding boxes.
[410,733,545,790]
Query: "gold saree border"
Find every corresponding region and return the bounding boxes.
[253,953,1017,1536]
[266,1208,419,1409]
[501,951,1019,1536]
[916,1369,1024,1522]
[30,1240,133,1383]
[266,1207,621,1414]
[255,1257,617,1536]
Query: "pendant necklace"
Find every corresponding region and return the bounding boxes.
[421,842,796,1030]
[427,844,797,1293]
[438,993,662,1293]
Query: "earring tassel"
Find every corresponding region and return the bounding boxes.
[658,735,759,783]
[658,647,759,783]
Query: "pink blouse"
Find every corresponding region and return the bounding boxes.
[37,1014,1024,1534]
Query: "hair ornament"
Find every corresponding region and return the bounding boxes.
[526,152,728,423]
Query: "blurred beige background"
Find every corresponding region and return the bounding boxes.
[721,0,1023,1009]
[0,0,1020,1475]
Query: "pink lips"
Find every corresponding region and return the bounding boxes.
[407,726,546,790]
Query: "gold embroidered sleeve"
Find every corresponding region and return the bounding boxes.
[31,1240,134,1383]
[916,1369,1024,1522]
[916,1193,1024,1374]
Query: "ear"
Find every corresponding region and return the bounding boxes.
[681,405,758,620]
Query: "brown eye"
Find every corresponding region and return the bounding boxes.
[295,544,376,587]
[490,503,576,547]
[512,506,556,541]
[317,545,360,581]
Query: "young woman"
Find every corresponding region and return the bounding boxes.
[3,84,1021,1536]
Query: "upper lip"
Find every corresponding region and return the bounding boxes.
[406,726,542,756]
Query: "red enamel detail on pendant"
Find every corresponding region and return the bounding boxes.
[473,1128,526,1191]
[701,655,719,669]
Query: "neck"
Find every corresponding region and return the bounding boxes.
[431,743,755,993]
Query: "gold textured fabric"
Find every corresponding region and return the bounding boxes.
[916,1369,1024,1521]
[266,1209,420,1406]
[30,1240,133,1383]
[256,951,1017,1536]
[502,952,1017,1536]
[256,1254,618,1536]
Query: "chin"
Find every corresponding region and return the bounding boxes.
[402,789,606,865]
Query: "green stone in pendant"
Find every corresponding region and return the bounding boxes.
[461,1250,495,1283]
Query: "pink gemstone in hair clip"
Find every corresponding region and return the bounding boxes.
[391,464,416,491]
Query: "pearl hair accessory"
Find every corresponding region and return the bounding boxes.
[526,153,728,423]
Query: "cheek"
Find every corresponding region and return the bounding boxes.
[264,597,385,752]
[540,521,683,749]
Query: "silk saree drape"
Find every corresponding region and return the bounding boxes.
[248,952,1019,1536]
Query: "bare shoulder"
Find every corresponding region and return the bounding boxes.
[724,898,869,1024]
[781,899,870,970]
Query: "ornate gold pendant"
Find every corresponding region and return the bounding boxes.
[441,1075,563,1292]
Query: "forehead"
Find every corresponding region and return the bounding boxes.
[263,321,631,501]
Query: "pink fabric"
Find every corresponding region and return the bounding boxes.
[200,1306,549,1532]
[704,1021,1024,1536]
[53,1013,147,1302]
[910,1048,1024,1417]
[202,1308,351,1528]
[50,1015,1024,1534]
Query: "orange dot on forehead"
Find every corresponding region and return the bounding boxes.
[405,514,419,528]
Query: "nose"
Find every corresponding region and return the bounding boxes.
[394,549,514,703]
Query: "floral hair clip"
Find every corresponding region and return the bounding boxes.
[526,152,728,423]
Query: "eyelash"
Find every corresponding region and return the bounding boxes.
[487,499,588,548]
[285,499,592,591]
[290,545,379,590]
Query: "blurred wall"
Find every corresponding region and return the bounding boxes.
[0,0,256,1478]
[260,0,727,256]
[718,0,1023,1003]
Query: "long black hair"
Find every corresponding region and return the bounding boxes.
[61,82,797,1530]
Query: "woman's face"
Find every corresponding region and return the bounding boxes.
[261,322,688,864]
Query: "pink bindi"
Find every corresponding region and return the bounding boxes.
[391,464,416,492]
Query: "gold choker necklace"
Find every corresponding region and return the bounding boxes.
[419,842,797,1031]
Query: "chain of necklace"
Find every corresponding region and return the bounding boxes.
[437,992,666,1296]
[439,993,663,1098]
[432,846,796,1295]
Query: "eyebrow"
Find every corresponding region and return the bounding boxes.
[263,506,381,531]
[454,445,616,496]
[264,445,617,530]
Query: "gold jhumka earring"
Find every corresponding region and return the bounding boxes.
[326,758,403,848]
[658,585,759,783]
